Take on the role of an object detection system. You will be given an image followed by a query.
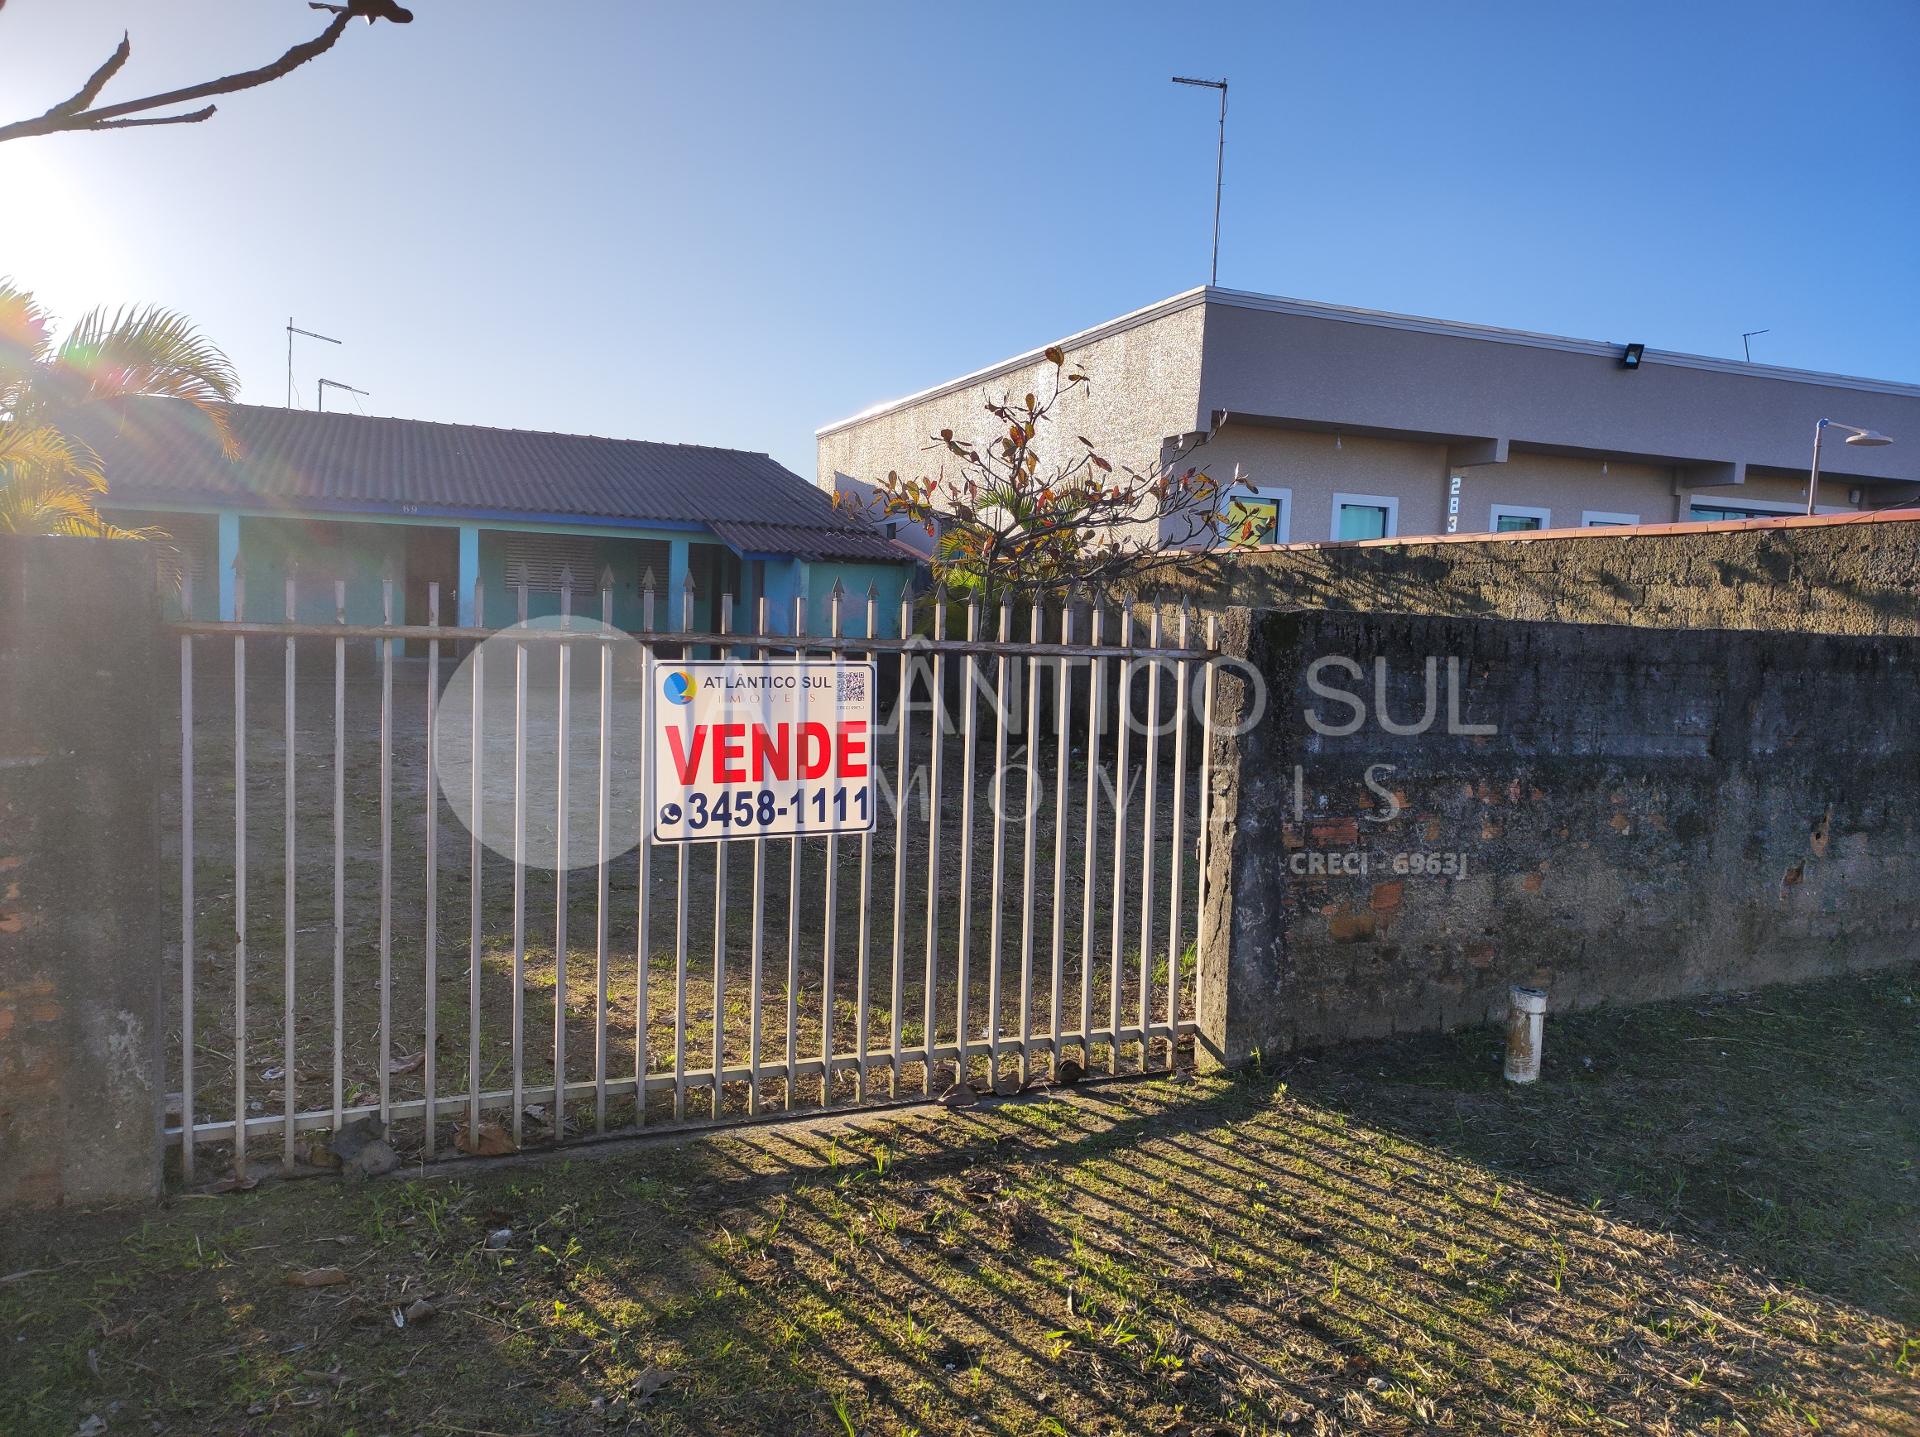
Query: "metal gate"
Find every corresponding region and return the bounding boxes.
[166,571,1219,1181]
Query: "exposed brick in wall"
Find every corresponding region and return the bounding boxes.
[1195,606,1920,1061]
[1152,512,1920,637]
[0,537,166,1206]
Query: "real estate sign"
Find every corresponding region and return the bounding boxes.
[649,658,877,842]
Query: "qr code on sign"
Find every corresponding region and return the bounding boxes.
[836,669,867,704]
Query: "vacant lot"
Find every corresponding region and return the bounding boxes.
[5,965,1916,1436]
[169,659,1202,1169]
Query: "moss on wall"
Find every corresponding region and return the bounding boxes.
[1147,515,1920,636]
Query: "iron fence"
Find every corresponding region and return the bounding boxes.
[167,571,1220,1181]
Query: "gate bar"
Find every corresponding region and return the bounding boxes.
[1019,603,1042,1083]
[554,572,573,1134]
[888,585,913,1098]
[854,583,877,1103]
[424,582,441,1152]
[333,580,347,1132]
[467,579,485,1140]
[1108,603,1132,1076]
[169,620,1213,664]
[921,585,946,1095]
[232,561,247,1179]
[594,572,614,1133]
[1139,603,1161,1071]
[282,573,297,1172]
[1078,602,1103,1067]
[178,573,195,1180]
[1048,595,1073,1077]
[984,595,1011,1089]
[511,574,529,1145]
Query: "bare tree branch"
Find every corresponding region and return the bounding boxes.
[42,31,132,120]
[89,106,219,132]
[0,4,406,146]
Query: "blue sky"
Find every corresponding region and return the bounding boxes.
[2,0,1916,478]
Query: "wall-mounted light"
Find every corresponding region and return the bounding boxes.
[1619,343,1645,370]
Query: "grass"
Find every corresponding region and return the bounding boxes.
[5,964,1916,1435]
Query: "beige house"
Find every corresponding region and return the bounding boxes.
[818,287,1918,547]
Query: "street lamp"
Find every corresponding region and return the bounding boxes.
[1806,418,1894,514]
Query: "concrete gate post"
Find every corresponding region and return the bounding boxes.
[0,537,168,1205]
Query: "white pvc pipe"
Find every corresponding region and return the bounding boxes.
[1504,986,1547,1084]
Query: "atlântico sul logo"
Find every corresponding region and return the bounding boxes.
[662,668,698,706]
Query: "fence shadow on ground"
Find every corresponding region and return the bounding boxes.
[4,967,1915,1436]
[1277,961,1920,1329]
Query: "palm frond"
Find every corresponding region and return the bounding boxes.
[52,303,240,456]
[0,421,105,492]
[0,278,57,419]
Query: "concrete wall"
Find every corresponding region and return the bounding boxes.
[1196,606,1920,1061]
[0,537,165,1205]
[1152,513,1920,637]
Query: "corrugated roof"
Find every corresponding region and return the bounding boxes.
[707,520,903,562]
[86,399,906,562]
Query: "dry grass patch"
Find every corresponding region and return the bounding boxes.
[5,965,1916,1435]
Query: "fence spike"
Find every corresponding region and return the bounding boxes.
[641,565,657,596]
[830,575,846,599]
[682,567,697,593]
[598,564,616,595]
[865,579,878,600]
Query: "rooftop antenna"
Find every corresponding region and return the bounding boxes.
[316,378,368,413]
[1171,75,1228,285]
[286,318,341,407]
[1742,329,1770,363]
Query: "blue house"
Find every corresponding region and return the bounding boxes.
[88,399,917,637]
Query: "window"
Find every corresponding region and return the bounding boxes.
[1489,504,1552,533]
[1330,493,1398,541]
[1222,485,1291,547]
[1687,499,1845,521]
[1582,510,1639,527]
[501,534,599,592]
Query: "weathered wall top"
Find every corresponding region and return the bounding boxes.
[1149,510,1920,637]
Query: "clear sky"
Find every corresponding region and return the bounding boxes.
[2,0,1916,479]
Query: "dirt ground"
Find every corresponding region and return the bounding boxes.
[4,964,1915,1436]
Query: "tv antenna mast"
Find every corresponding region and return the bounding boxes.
[1171,75,1228,285]
[316,378,368,413]
[1741,328,1770,363]
[286,318,342,407]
